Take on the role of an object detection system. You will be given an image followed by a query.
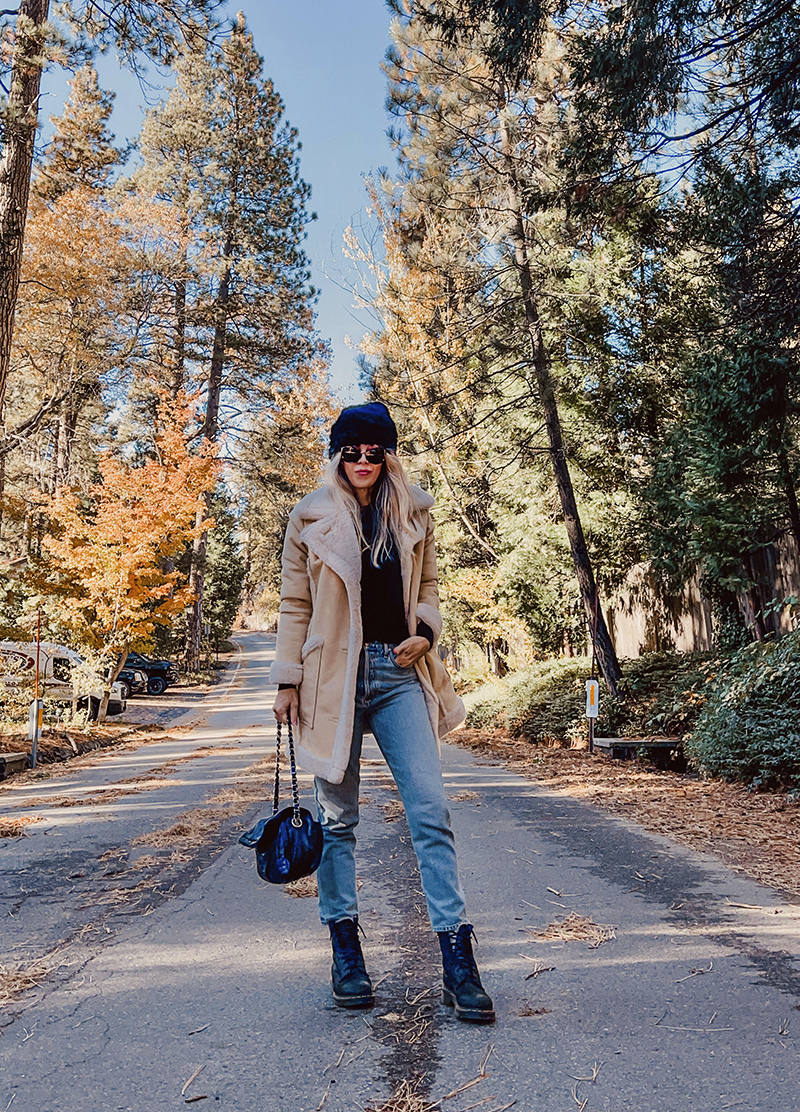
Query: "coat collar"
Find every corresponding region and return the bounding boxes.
[296,485,431,603]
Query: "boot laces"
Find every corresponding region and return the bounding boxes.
[331,918,366,975]
[448,926,480,982]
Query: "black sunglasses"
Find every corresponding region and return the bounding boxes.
[340,445,387,464]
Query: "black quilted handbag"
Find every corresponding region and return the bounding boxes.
[238,719,323,884]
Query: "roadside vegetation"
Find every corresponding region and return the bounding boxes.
[1,3,798,782]
[465,626,800,791]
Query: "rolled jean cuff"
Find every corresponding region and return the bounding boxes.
[434,922,465,934]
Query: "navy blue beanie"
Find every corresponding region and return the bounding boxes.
[329,402,398,457]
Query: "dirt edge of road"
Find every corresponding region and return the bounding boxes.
[0,657,237,780]
[452,727,800,902]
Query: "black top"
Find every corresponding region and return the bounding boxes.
[361,505,406,644]
[360,505,434,647]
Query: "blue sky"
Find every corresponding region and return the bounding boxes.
[39,1,398,400]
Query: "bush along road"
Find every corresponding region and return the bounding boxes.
[0,630,799,1112]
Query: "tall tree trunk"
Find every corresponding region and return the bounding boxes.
[186,262,230,670]
[172,266,187,396]
[50,380,90,491]
[96,643,129,725]
[778,445,800,565]
[0,0,51,426]
[52,400,70,491]
[499,115,623,697]
[186,498,209,669]
[202,265,229,443]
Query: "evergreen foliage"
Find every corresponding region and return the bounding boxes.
[465,651,715,744]
[34,65,125,202]
[686,630,800,789]
[0,13,330,668]
[199,493,246,645]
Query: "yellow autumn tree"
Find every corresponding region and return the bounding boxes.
[36,389,219,719]
[7,187,186,497]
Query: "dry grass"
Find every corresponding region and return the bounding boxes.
[130,750,278,850]
[448,790,479,801]
[116,775,179,791]
[11,778,187,812]
[531,911,616,949]
[383,799,406,823]
[0,959,52,1005]
[284,875,318,898]
[518,1005,552,1017]
[130,854,162,870]
[364,1081,439,1112]
[454,727,800,898]
[132,805,231,848]
[206,781,267,807]
[51,788,126,808]
[0,815,40,838]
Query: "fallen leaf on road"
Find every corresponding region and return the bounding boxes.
[0,816,40,838]
[284,875,318,898]
[530,912,616,948]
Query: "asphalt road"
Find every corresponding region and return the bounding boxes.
[1,630,799,1112]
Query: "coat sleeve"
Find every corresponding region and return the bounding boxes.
[269,509,312,686]
[414,511,444,648]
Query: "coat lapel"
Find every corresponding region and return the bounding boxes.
[301,505,361,597]
[298,486,429,618]
[399,516,426,618]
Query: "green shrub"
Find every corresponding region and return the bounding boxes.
[685,628,800,789]
[464,651,716,745]
[464,657,594,744]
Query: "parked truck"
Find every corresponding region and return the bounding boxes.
[0,642,127,719]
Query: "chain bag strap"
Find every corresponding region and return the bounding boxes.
[272,720,303,829]
[239,716,323,884]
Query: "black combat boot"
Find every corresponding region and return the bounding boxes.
[328,917,374,1008]
[438,924,495,1024]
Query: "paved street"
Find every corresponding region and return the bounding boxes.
[1,630,799,1111]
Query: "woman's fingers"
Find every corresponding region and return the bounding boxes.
[272,688,299,724]
[393,635,431,667]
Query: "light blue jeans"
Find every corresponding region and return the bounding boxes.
[314,642,466,933]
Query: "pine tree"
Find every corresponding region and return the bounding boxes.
[34,64,124,202]
[0,0,222,430]
[128,16,325,667]
[370,4,627,692]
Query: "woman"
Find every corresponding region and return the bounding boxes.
[271,401,494,1024]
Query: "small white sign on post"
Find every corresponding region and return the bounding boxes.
[585,678,599,719]
[28,698,43,769]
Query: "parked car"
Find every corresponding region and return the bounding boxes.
[0,642,127,719]
[114,665,148,700]
[124,651,180,696]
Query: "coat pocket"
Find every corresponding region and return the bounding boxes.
[299,637,323,729]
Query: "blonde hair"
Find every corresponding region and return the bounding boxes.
[325,450,416,565]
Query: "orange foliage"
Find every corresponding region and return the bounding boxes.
[39,390,219,661]
[12,188,185,394]
[444,566,533,660]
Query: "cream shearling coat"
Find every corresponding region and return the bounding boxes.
[269,484,465,785]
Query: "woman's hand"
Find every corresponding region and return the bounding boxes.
[392,635,431,668]
[273,686,299,725]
